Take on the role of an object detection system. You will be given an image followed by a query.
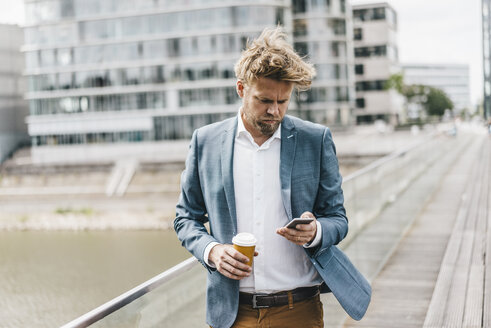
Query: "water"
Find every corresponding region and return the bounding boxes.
[0,230,190,328]
[0,162,365,328]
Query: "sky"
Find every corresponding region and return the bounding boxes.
[0,0,484,107]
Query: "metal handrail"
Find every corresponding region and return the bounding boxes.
[62,131,440,328]
[61,257,198,328]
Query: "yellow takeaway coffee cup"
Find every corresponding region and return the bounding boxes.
[232,232,256,267]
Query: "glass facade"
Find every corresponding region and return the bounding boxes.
[28,62,236,92]
[26,36,247,69]
[29,92,167,115]
[25,0,286,25]
[25,6,284,47]
[483,0,491,119]
[32,131,151,146]
[24,0,353,147]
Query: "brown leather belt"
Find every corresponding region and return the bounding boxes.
[239,286,320,309]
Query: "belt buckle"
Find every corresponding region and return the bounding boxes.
[252,294,270,309]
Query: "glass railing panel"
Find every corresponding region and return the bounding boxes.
[91,263,206,328]
[341,135,449,245]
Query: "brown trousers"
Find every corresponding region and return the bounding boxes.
[211,294,324,328]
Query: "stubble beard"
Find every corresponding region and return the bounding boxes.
[255,119,280,137]
[244,110,280,137]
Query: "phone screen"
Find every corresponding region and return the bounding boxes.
[284,218,314,229]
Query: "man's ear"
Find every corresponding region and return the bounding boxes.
[236,80,244,98]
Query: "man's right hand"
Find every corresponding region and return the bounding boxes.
[208,244,255,280]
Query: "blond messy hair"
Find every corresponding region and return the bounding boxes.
[234,26,316,91]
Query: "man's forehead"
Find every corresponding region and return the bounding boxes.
[254,90,291,100]
[249,79,294,96]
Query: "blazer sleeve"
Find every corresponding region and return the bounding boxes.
[313,128,348,252]
[174,130,217,269]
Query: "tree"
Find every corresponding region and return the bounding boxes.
[384,73,405,94]
[385,73,454,118]
[425,87,453,116]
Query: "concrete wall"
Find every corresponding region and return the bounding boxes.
[30,141,190,165]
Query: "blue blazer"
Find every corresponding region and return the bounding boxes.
[175,115,371,328]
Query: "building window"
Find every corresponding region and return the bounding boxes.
[298,86,350,103]
[354,28,362,41]
[60,0,74,18]
[353,7,386,22]
[373,8,386,20]
[315,64,348,80]
[387,45,398,61]
[330,18,346,36]
[340,0,345,12]
[293,19,307,37]
[355,45,387,58]
[335,108,341,123]
[179,87,237,107]
[356,98,365,108]
[356,80,387,92]
[294,42,309,58]
[292,0,306,13]
[168,39,180,57]
[29,92,167,115]
[386,7,398,27]
[32,131,151,146]
[355,64,364,75]
[275,8,284,25]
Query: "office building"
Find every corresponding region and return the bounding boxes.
[0,24,29,163]
[402,64,471,114]
[352,2,404,124]
[292,0,355,125]
[483,0,491,119]
[22,0,354,163]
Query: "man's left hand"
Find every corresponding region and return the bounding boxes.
[276,212,317,246]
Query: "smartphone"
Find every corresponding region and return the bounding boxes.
[284,217,314,229]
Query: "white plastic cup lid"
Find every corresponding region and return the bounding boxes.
[232,232,256,246]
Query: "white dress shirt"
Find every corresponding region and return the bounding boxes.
[204,112,323,293]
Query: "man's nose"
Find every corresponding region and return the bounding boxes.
[267,103,280,115]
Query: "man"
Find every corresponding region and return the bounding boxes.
[174,27,371,328]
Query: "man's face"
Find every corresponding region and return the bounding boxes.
[237,77,294,139]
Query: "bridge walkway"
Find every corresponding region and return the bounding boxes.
[344,135,490,328]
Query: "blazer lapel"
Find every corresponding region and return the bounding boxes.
[221,117,238,232]
[280,116,297,221]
